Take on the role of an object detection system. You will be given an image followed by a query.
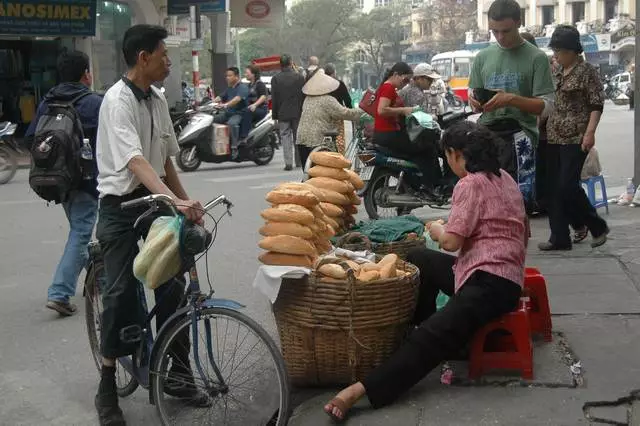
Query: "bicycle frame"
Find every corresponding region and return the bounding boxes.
[111,194,245,401]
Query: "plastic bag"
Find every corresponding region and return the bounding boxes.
[133,216,183,289]
[581,147,602,180]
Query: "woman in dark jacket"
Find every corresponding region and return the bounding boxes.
[241,64,269,138]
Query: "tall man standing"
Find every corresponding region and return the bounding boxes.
[271,54,305,170]
[94,25,206,425]
[469,0,555,209]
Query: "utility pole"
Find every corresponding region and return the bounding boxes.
[190,4,202,103]
[634,0,640,184]
[235,28,241,68]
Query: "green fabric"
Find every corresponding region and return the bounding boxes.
[469,42,555,146]
[346,216,425,243]
[436,291,450,310]
[406,111,437,129]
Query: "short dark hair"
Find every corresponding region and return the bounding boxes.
[441,121,502,177]
[57,51,90,83]
[122,24,168,68]
[324,63,336,76]
[246,64,261,79]
[280,54,292,67]
[227,67,240,76]
[488,0,521,22]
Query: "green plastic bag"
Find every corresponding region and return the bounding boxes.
[133,215,183,289]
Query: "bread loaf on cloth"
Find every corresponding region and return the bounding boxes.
[345,169,365,190]
[266,188,319,208]
[320,202,344,218]
[314,238,332,254]
[308,165,350,181]
[260,204,314,225]
[259,222,314,239]
[306,177,352,194]
[310,151,352,169]
[259,252,314,268]
[345,204,358,215]
[259,235,316,256]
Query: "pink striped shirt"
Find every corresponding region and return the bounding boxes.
[445,170,526,292]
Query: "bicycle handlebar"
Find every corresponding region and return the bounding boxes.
[121,193,233,217]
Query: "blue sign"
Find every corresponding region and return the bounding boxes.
[0,0,96,36]
[167,0,226,15]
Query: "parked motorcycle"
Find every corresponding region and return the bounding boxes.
[0,121,19,184]
[358,110,474,219]
[175,103,278,172]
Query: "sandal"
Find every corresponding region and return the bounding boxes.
[573,227,588,244]
[324,397,350,422]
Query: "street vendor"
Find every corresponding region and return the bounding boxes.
[324,120,528,421]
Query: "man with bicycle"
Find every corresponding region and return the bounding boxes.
[94,24,206,425]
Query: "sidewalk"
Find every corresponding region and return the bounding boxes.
[287,204,640,425]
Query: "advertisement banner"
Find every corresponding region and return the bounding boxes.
[230,0,284,28]
[0,0,97,36]
[167,0,226,16]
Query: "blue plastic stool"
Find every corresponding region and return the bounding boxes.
[581,175,609,214]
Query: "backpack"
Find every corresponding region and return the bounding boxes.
[29,92,91,204]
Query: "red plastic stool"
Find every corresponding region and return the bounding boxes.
[468,303,534,380]
[523,273,553,342]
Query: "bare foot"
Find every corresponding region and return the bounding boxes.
[323,382,366,421]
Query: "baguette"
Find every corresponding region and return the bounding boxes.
[314,238,332,254]
[318,264,347,279]
[266,188,319,208]
[259,252,314,268]
[306,177,352,194]
[378,254,398,269]
[259,235,317,256]
[259,222,314,239]
[347,191,362,205]
[380,262,397,279]
[345,168,365,190]
[260,204,315,225]
[308,165,350,181]
[276,182,324,199]
[320,202,345,218]
[310,151,352,169]
[345,205,358,215]
[316,188,351,206]
[358,270,380,283]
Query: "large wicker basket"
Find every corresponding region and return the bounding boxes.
[335,232,426,260]
[273,258,420,387]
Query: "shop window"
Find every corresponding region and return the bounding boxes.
[542,6,554,26]
[572,2,585,23]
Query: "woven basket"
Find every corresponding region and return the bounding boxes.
[273,258,419,387]
[335,232,426,260]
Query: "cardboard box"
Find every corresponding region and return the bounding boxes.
[212,124,230,156]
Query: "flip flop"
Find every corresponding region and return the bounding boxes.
[573,227,588,244]
[324,397,350,422]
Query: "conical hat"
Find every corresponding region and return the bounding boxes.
[302,69,340,96]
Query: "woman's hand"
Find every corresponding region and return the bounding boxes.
[402,107,415,116]
[428,222,445,241]
[249,104,257,112]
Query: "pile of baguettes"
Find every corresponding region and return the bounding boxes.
[258,152,365,268]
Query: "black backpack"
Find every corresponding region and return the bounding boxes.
[29,92,91,204]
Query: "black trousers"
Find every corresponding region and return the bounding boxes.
[297,145,313,170]
[546,144,608,247]
[362,248,521,408]
[536,134,549,212]
[96,188,189,361]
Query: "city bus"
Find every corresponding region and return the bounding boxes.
[431,50,476,103]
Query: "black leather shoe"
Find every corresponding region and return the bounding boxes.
[95,390,126,426]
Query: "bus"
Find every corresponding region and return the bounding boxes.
[430,50,476,103]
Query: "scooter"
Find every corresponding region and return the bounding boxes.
[445,86,464,110]
[175,103,279,172]
[358,110,474,219]
[0,121,19,184]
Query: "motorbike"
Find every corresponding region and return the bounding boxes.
[445,86,464,110]
[0,121,19,184]
[358,110,474,219]
[175,103,279,172]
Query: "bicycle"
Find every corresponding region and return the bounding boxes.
[84,193,290,425]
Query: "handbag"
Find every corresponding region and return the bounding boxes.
[358,88,377,117]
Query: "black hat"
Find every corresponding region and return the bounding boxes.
[549,25,583,54]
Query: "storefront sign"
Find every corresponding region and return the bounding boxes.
[0,0,97,36]
[611,24,636,52]
[230,0,284,28]
[167,0,226,16]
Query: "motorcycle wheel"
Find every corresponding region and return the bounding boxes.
[175,146,201,172]
[363,168,413,220]
[0,145,17,185]
[253,141,275,166]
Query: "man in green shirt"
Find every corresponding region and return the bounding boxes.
[469,0,555,209]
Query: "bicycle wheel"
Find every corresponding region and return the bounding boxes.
[152,307,290,426]
[84,262,139,397]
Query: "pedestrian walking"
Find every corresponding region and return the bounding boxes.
[271,54,305,170]
[540,25,609,251]
[25,51,103,316]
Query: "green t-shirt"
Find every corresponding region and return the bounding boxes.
[469,41,555,145]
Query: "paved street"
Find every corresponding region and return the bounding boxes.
[0,101,635,425]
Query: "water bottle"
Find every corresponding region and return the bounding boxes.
[81,138,93,180]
